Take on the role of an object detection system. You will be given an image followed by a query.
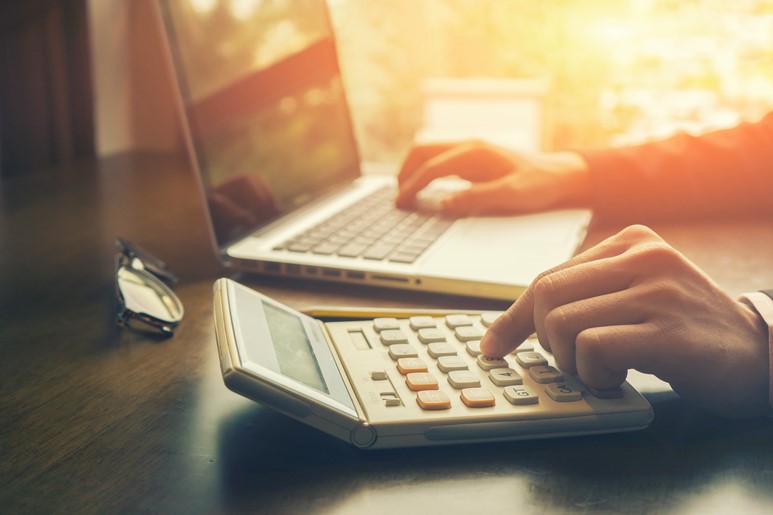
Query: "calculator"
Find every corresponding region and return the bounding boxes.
[213,278,653,449]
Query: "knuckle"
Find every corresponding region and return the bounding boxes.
[575,328,604,356]
[543,305,574,334]
[620,224,657,240]
[626,240,684,269]
[531,272,557,300]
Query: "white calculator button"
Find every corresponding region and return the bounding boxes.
[515,351,548,368]
[379,329,408,346]
[489,368,522,386]
[437,355,468,372]
[477,355,508,371]
[380,392,402,407]
[388,344,418,360]
[373,317,400,332]
[447,370,481,389]
[460,387,496,408]
[445,314,472,328]
[529,365,564,384]
[428,342,457,358]
[417,390,451,410]
[513,341,535,352]
[406,372,439,391]
[545,383,582,402]
[417,328,446,344]
[409,316,436,330]
[480,311,502,327]
[504,385,539,405]
[455,326,484,342]
[465,340,482,357]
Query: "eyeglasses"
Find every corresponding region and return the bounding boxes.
[114,238,184,337]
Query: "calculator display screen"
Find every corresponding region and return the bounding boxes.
[228,281,356,417]
[263,301,328,394]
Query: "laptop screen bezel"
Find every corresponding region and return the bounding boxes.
[153,0,363,254]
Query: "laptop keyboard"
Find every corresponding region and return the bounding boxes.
[275,187,453,264]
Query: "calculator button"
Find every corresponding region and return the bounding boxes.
[447,370,481,389]
[381,392,402,407]
[489,368,522,386]
[480,311,502,327]
[417,328,446,344]
[373,318,400,332]
[545,383,582,402]
[428,342,457,358]
[528,365,564,384]
[437,355,468,372]
[504,385,539,405]
[379,329,408,346]
[587,385,624,399]
[417,390,451,410]
[445,314,473,328]
[515,351,548,368]
[465,340,482,357]
[406,372,439,391]
[396,357,428,375]
[455,326,484,342]
[460,387,495,407]
[477,355,508,371]
[370,371,388,381]
[409,316,436,330]
[513,342,535,352]
[389,344,418,360]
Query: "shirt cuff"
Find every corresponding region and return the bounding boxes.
[738,291,773,410]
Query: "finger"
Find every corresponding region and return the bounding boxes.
[395,144,510,207]
[481,226,657,357]
[440,178,526,216]
[397,143,455,185]
[542,288,647,374]
[532,251,650,354]
[575,323,661,390]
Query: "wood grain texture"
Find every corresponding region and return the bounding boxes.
[2,153,773,513]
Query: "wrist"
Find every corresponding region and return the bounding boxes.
[738,291,773,411]
[551,151,592,206]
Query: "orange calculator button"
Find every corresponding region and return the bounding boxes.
[460,387,495,408]
[397,357,428,375]
[417,390,451,410]
[405,372,439,391]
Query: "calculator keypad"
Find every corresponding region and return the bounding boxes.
[327,313,631,416]
[374,314,577,411]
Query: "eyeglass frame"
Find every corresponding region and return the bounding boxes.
[114,238,184,337]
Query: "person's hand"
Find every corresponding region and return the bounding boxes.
[395,141,592,215]
[480,225,771,418]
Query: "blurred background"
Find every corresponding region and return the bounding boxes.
[90,0,773,164]
[329,0,773,161]
[5,0,771,176]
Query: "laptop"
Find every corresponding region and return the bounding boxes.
[153,0,591,301]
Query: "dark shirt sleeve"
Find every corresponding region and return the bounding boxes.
[578,112,773,223]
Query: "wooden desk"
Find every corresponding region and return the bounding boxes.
[3,153,773,513]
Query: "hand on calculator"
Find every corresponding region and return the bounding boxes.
[481,225,771,419]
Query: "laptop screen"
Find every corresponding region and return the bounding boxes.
[157,0,361,247]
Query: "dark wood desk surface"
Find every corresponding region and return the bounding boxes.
[3,153,773,513]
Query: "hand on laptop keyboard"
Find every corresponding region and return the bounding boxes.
[395,141,591,216]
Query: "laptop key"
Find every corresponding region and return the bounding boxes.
[311,242,341,255]
[363,244,396,260]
